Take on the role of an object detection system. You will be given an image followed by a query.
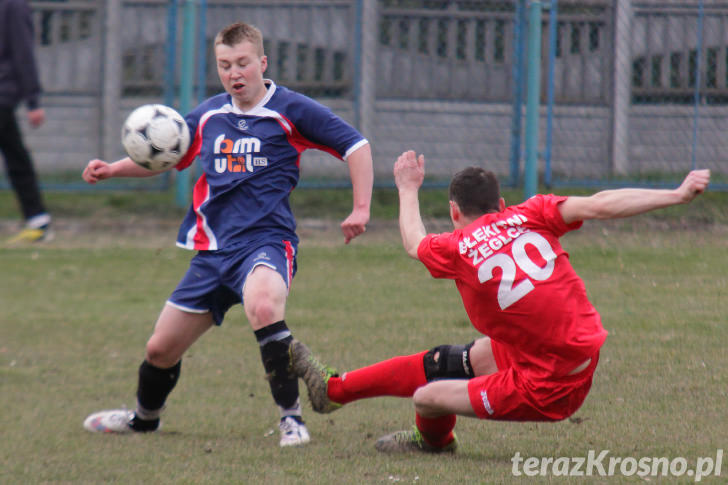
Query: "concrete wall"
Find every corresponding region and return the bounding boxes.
[17,0,726,184]
[23,94,720,182]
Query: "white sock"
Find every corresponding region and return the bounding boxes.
[26,213,51,229]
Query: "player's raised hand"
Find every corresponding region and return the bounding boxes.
[394,150,425,191]
[341,207,369,244]
[82,159,112,184]
[676,169,710,203]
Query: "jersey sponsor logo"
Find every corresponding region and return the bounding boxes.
[460,214,530,264]
[213,133,269,174]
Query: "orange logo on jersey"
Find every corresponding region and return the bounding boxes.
[213,134,268,174]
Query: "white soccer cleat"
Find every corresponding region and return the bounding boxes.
[83,409,135,433]
[278,416,310,447]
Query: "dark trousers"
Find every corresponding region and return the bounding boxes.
[0,107,46,220]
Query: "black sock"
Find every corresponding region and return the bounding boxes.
[132,360,181,430]
[129,414,160,432]
[255,320,299,410]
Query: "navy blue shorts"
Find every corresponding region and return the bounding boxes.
[167,239,297,325]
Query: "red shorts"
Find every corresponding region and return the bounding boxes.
[468,341,599,422]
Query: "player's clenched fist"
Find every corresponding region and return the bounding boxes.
[82,159,111,184]
[677,169,710,203]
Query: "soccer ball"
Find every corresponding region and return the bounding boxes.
[121,104,190,171]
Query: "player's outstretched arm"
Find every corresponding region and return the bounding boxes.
[559,169,711,225]
[82,157,167,184]
[394,150,427,259]
[341,144,373,244]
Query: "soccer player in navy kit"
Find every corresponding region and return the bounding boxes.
[81,22,373,447]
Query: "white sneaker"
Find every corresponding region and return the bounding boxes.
[278,416,310,447]
[83,409,134,433]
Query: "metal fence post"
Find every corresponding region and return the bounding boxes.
[353,0,363,131]
[691,0,705,171]
[358,0,377,143]
[524,0,543,199]
[164,0,178,109]
[196,0,207,105]
[612,0,632,176]
[544,0,558,189]
[101,0,122,161]
[509,0,527,189]
[175,0,197,208]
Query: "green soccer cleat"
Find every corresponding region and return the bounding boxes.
[289,340,342,414]
[374,427,458,454]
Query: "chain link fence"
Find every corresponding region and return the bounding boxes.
[3,0,726,193]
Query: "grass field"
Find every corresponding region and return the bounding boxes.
[1,188,727,484]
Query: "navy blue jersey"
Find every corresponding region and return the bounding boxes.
[175,81,368,250]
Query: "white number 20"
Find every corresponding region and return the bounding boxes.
[477,232,556,310]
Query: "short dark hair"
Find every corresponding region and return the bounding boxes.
[448,167,501,216]
[214,22,264,56]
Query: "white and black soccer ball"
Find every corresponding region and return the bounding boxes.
[121,104,190,171]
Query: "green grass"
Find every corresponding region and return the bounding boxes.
[1,189,727,483]
[2,183,727,223]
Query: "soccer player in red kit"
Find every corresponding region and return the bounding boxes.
[292,150,711,453]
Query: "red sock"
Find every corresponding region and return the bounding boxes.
[327,351,427,404]
[416,413,456,448]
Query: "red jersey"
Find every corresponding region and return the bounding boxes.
[417,194,607,378]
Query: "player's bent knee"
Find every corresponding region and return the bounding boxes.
[243,278,287,328]
[145,337,180,368]
[412,385,444,416]
[412,386,431,412]
[247,300,277,326]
